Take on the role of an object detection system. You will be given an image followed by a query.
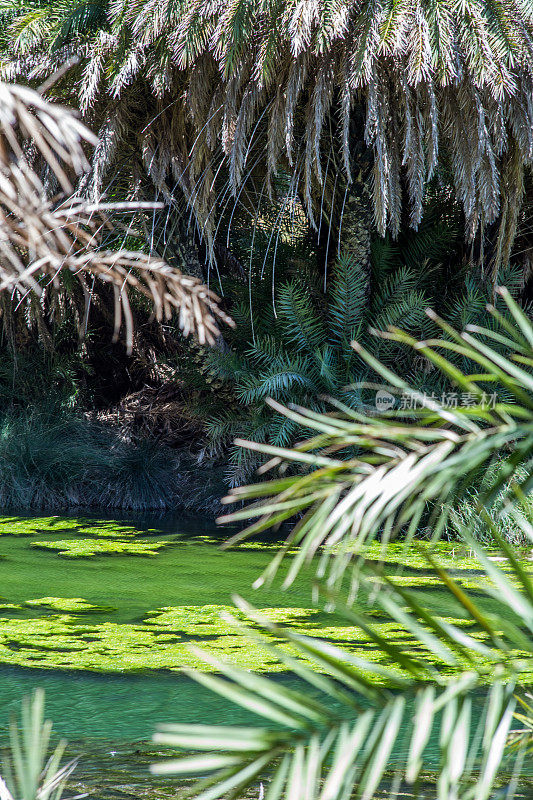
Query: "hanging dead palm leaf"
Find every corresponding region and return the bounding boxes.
[0,81,233,350]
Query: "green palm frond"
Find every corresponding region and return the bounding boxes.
[327,252,367,347]
[184,222,517,481]
[372,265,420,309]
[269,413,300,449]
[151,535,532,798]
[4,0,533,271]
[372,290,428,334]
[235,357,317,404]
[220,287,533,584]
[314,343,343,388]
[442,279,489,332]
[369,237,399,280]
[277,280,326,355]
[8,5,58,52]
[151,286,533,800]
[245,336,285,369]
[52,0,109,48]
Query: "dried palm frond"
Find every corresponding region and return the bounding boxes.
[0,81,96,187]
[87,0,533,260]
[5,0,533,267]
[0,80,233,349]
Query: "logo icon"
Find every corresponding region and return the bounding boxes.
[375,389,395,411]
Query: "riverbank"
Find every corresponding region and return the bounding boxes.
[0,406,225,514]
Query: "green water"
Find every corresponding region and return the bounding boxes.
[0,666,314,796]
[0,514,343,673]
[0,513,529,795]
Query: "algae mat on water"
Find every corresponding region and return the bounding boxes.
[0,514,530,675]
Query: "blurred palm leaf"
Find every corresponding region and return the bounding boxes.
[152,533,533,798]
[0,689,76,800]
[218,287,533,589]
[152,288,533,798]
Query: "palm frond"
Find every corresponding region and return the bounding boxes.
[152,535,532,799]
[277,279,326,355]
[151,288,533,800]
[1,689,76,800]
[0,81,233,349]
[327,252,367,348]
[220,288,533,586]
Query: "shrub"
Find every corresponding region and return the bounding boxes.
[0,404,203,512]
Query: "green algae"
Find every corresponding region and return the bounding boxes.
[24,597,114,613]
[0,606,305,673]
[0,602,444,675]
[0,597,522,680]
[341,540,533,572]
[30,539,174,558]
[0,516,143,537]
[0,513,530,679]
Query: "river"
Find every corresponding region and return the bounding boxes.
[0,513,529,795]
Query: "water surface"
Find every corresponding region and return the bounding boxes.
[0,513,529,795]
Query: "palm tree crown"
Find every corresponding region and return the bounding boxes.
[2,0,533,264]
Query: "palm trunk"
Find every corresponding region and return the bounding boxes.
[336,169,373,273]
[142,209,206,281]
[313,149,374,293]
[311,102,375,288]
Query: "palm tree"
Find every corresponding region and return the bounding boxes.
[149,288,533,798]
[187,226,526,485]
[2,0,533,278]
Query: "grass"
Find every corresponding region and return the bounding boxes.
[449,462,533,546]
[0,405,223,512]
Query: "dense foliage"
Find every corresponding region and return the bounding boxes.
[180,227,528,483]
[0,5,532,797]
[153,289,533,799]
[1,0,533,507]
[3,0,533,264]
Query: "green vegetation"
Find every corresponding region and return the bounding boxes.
[30,538,174,557]
[0,597,527,676]
[2,518,525,675]
[0,689,76,800]
[1,0,533,509]
[153,290,533,797]
[23,597,113,613]
[1,0,533,796]
[0,405,226,512]
[0,405,171,511]
[450,462,533,547]
[0,516,155,536]
[186,235,527,482]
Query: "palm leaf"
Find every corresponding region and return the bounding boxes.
[220,288,533,587]
[0,81,233,350]
[1,689,76,800]
[152,539,531,799]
